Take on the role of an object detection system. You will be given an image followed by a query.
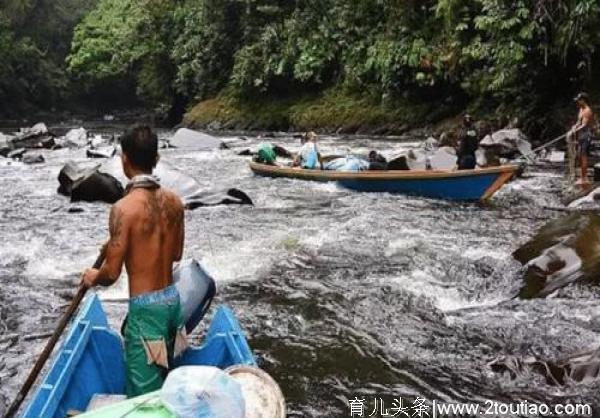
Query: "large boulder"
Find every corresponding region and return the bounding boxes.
[404,147,457,170]
[58,156,253,208]
[58,127,88,148]
[429,146,457,170]
[167,128,224,150]
[58,161,123,203]
[513,213,600,298]
[479,128,531,158]
[10,122,55,149]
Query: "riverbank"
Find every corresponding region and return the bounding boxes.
[183,89,462,136]
[183,89,582,144]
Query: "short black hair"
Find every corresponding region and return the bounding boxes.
[574,92,590,105]
[120,126,158,172]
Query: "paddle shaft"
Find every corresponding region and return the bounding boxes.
[511,126,584,162]
[3,253,105,418]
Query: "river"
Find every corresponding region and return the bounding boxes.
[1,126,599,417]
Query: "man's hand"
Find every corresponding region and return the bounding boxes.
[81,268,100,288]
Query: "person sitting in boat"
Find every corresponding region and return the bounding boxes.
[456,114,479,170]
[571,92,596,184]
[254,143,278,165]
[81,126,187,398]
[293,131,322,169]
[368,150,388,170]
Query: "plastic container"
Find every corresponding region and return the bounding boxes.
[161,366,245,418]
[173,259,216,333]
[226,366,286,418]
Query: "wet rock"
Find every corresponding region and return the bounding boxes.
[513,213,600,298]
[429,147,457,170]
[58,156,253,209]
[22,153,45,164]
[57,127,88,149]
[567,185,600,209]
[0,135,11,157]
[490,347,600,385]
[87,147,116,159]
[185,188,253,210]
[479,128,531,158]
[168,128,224,150]
[207,120,222,131]
[7,148,26,159]
[237,149,253,156]
[58,161,123,203]
[10,123,55,149]
[405,147,457,170]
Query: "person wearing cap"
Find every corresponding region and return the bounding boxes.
[293,131,322,169]
[456,114,479,170]
[571,93,596,184]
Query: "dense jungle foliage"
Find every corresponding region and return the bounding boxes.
[0,0,97,115]
[3,0,600,132]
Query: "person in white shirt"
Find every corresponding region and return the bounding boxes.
[293,131,322,169]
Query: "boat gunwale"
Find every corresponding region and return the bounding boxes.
[248,162,518,181]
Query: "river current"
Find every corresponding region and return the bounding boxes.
[1,126,599,417]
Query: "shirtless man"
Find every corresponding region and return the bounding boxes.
[572,93,596,184]
[81,126,186,397]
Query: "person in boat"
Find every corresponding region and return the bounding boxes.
[254,143,278,165]
[81,126,187,397]
[368,150,388,170]
[293,131,322,169]
[456,114,479,170]
[571,92,596,184]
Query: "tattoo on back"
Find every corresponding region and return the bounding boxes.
[142,190,183,234]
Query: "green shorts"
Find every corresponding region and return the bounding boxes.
[123,285,187,398]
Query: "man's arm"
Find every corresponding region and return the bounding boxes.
[82,203,130,287]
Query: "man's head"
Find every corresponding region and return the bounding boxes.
[120,126,159,178]
[301,131,318,144]
[574,92,590,108]
[463,114,473,126]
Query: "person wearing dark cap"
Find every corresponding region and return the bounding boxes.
[456,114,479,170]
[571,93,596,184]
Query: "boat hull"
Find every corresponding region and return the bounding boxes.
[249,162,517,201]
[20,294,255,418]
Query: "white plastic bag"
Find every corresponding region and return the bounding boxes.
[161,366,245,418]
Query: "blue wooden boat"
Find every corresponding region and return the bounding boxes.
[249,162,518,201]
[20,293,255,417]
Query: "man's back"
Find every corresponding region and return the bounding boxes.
[117,187,184,297]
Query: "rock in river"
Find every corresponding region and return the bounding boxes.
[513,213,600,298]
[58,156,253,208]
[479,128,532,158]
[167,128,225,150]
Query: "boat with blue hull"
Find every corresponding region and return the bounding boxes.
[249,162,518,201]
[20,293,255,418]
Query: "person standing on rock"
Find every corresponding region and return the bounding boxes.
[571,93,596,184]
[456,114,479,170]
[80,126,187,397]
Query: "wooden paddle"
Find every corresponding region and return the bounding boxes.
[4,252,105,418]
